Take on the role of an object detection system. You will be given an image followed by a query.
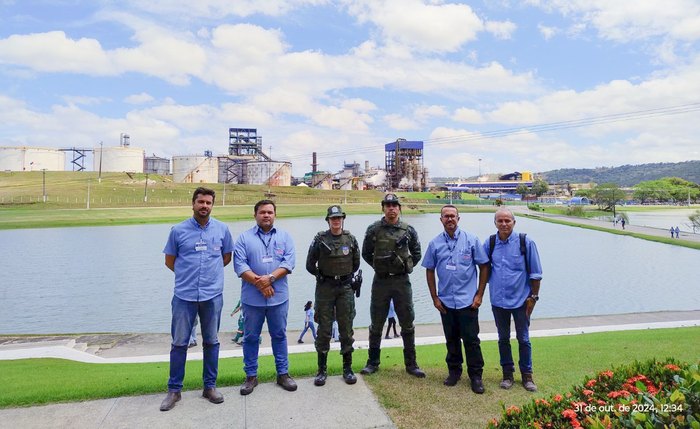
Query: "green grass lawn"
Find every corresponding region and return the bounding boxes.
[1,327,698,429]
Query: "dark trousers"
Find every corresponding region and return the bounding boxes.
[440,303,484,378]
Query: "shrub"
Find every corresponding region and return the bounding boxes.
[488,358,699,429]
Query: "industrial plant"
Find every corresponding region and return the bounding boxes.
[0,129,431,191]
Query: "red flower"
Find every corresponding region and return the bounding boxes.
[570,418,582,428]
[506,405,521,415]
[553,394,563,402]
[586,379,597,388]
[599,370,614,378]
[562,409,577,419]
[535,399,551,406]
[582,389,594,396]
[490,418,499,426]
[664,364,680,371]
[597,400,606,406]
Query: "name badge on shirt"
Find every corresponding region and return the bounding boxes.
[195,240,207,252]
[445,264,457,271]
[262,255,273,263]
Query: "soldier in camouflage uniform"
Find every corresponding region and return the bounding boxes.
[360,193,425,378]
[306,205,361,386]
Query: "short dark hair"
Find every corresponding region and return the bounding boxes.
[254,199,276,214]
[192,187,216,203]
[441,204,459,216]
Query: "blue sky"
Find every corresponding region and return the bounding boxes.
[2,0,700,178]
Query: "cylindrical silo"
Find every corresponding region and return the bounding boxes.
[243,161,291,186]
[172,155,219,183]
[0,146,65,171]
[144,156,170,175]
[93,146,145,173]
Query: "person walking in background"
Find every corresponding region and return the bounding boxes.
[188,316,198,348]
[160,187,233,412]
[234,199,297,396]
[361,193,425,378]
[384,299,399,339]
[620,218,626,229]
[423,205,490,394]
[675,226,680,238]
[485,207,543,392]
[306,205,361,386]
[297,300,317,343]
[670,226,675,238]
[230,300,243,345]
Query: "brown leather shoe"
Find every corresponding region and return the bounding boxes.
[202,387,224,404]
[240,375,258,396]
[159,391,181,411]
[276,373,298,392]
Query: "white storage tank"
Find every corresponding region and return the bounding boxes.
[93,146,145,173]
[144,156,170,175]
[244,161,292,186]
[0,146,65,171]
[172,155,219,183]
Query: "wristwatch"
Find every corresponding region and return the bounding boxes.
[269,274,277,283]
[528,294,539,302]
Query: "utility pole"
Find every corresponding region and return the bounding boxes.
[42,169,47,203]
[98,141,103,183]
[478,158,482,199]
[87,179,91,210]
[143,173,149,203]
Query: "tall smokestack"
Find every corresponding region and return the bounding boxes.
[312,152,318,173]
[365,160,369,172]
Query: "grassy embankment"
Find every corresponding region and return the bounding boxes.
[0,172,497,229]
[1,327,698,429]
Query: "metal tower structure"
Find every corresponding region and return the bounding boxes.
[228,128,269,160]
[384,139,425,191]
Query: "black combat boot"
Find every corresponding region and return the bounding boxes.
[314,352,328,386]
[342,352,357,384]
[402,333,426,378]
[360,347,381,375]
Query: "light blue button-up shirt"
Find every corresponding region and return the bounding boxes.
[163,217,234,302]
[484,230,543,309]
[234,225,295,307]
[421,228,489,309]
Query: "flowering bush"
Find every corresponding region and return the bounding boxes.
[487,358,699,428]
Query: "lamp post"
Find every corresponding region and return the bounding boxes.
[87,179,91,210]
[223,180,227,206]
[143,173,149,203]
[478,158,482,199]
[98,141,103,183]
[42,169,47,203]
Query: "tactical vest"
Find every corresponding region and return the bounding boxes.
[316,231,355,276]
[370,221,413,275]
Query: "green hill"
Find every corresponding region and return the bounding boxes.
[540,160,700,186]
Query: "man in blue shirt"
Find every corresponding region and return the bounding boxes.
[234,199,297,395]
[160,187,234,411]
[422,205,490,394]
[484,207,543,392]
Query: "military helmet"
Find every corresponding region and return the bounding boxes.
[325,205,346,220]
[381,193,401,206]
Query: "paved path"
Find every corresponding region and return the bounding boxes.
[514,206,700,243]
[1,311,698,429]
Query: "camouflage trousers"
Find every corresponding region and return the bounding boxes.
[314,279,356,355]
[368,273,416,350]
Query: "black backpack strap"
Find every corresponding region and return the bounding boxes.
[488,234,496,262]
[519,233,530,276]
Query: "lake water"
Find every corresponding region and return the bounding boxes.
[1,213,699,334]
[623,209,698,232]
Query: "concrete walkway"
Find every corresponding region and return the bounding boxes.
[1,311,698,429]
[515,206,700,243]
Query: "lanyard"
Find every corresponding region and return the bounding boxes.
[257,229,274,254]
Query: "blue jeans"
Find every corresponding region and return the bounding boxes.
[298,321,317,341]
[242,301,289,376]
[167,294,223,392]
[492,304,532,374]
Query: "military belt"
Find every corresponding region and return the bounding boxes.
[322,274,353,282]
[376,272,407,278]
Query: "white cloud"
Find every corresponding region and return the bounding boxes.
[452,107,484,124]
[485,20,517,40]
[537,23,558,40]
[383,114,419,131]
[345,0,484,52]
[124,93,155,104]
[123,0,328,19]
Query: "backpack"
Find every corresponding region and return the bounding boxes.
[488,233,530,277]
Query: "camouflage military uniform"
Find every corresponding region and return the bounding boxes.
[306,205,361,385]
[361,216,424,376]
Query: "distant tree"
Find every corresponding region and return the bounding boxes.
[594,183,625,216]
[574,189,595,199]
[531,178,549,197]
[689,210,700,233]
[516,183,530,199]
